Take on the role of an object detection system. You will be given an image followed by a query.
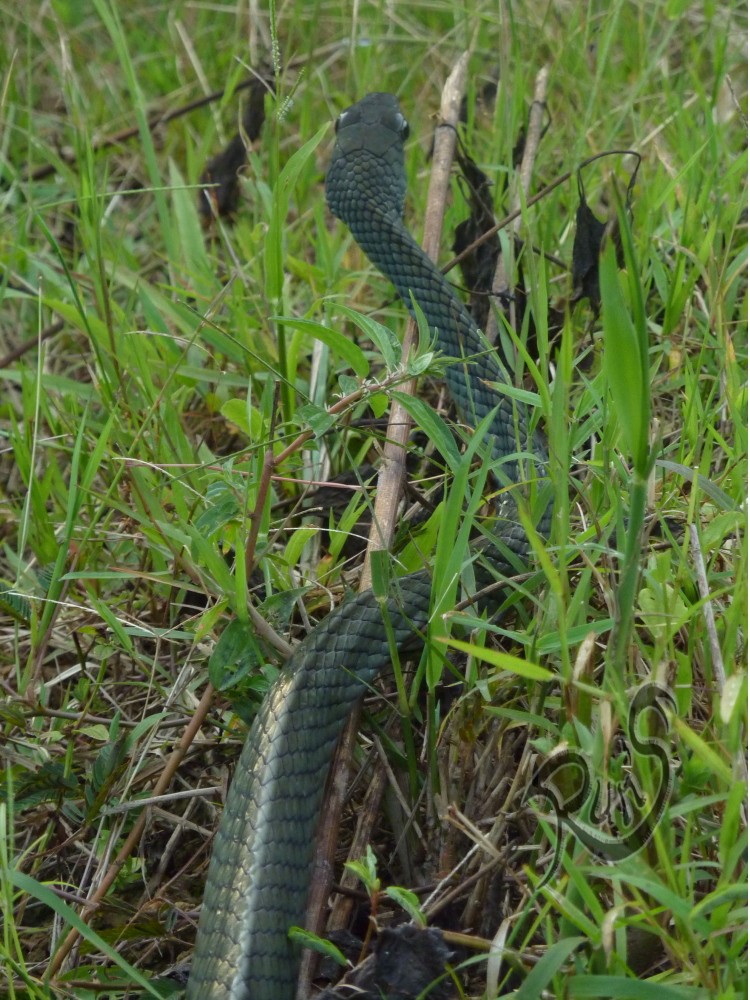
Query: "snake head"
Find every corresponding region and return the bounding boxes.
[326,92,410,226]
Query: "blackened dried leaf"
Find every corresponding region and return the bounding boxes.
[453,148,500,330]
[199,76,270,223]
[571,182,608,309]
[199,135,248,221]
[318,925,454,999]
[452,98,557,356]
[372,925,452,998]
[572,155,637,310]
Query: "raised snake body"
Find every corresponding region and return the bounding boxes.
[186,92,547,999]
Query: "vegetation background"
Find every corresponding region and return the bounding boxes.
[0,0,746,997]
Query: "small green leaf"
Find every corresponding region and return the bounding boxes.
[287,926,349,966]
[338,373,360,396]
[408,350,435,376]
[79,724,110,741]
[295,402,338,439]
[194,599,229,642]
[195,496,241,538]
[270,317,369,378]
[369,391,389,418]
[637,581,689,641]
[209,618,262,691]
[334,303,403,370]
[385,886,426,926]
[259,587,309,628]
[221,398,267,441]
[344,844,380,893]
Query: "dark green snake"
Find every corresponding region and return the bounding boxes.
[186,92,547,999]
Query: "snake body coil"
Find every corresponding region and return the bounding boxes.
[187,93,546,999]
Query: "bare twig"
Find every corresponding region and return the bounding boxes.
[102,786,222,814]
[0,320,64,369]
[360,51,471,586]
[487,65,549,341]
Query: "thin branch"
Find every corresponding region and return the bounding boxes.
[487,64,549,341]
[0,321,64,369]
[360,50,471,587]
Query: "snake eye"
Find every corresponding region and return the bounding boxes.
[334,110,348,133]
[399,116,410,140]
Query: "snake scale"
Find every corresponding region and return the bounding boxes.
[186,92,547,999]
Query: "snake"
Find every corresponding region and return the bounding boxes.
[186,92,548,999]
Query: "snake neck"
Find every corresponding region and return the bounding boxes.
[345,204,539,484]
